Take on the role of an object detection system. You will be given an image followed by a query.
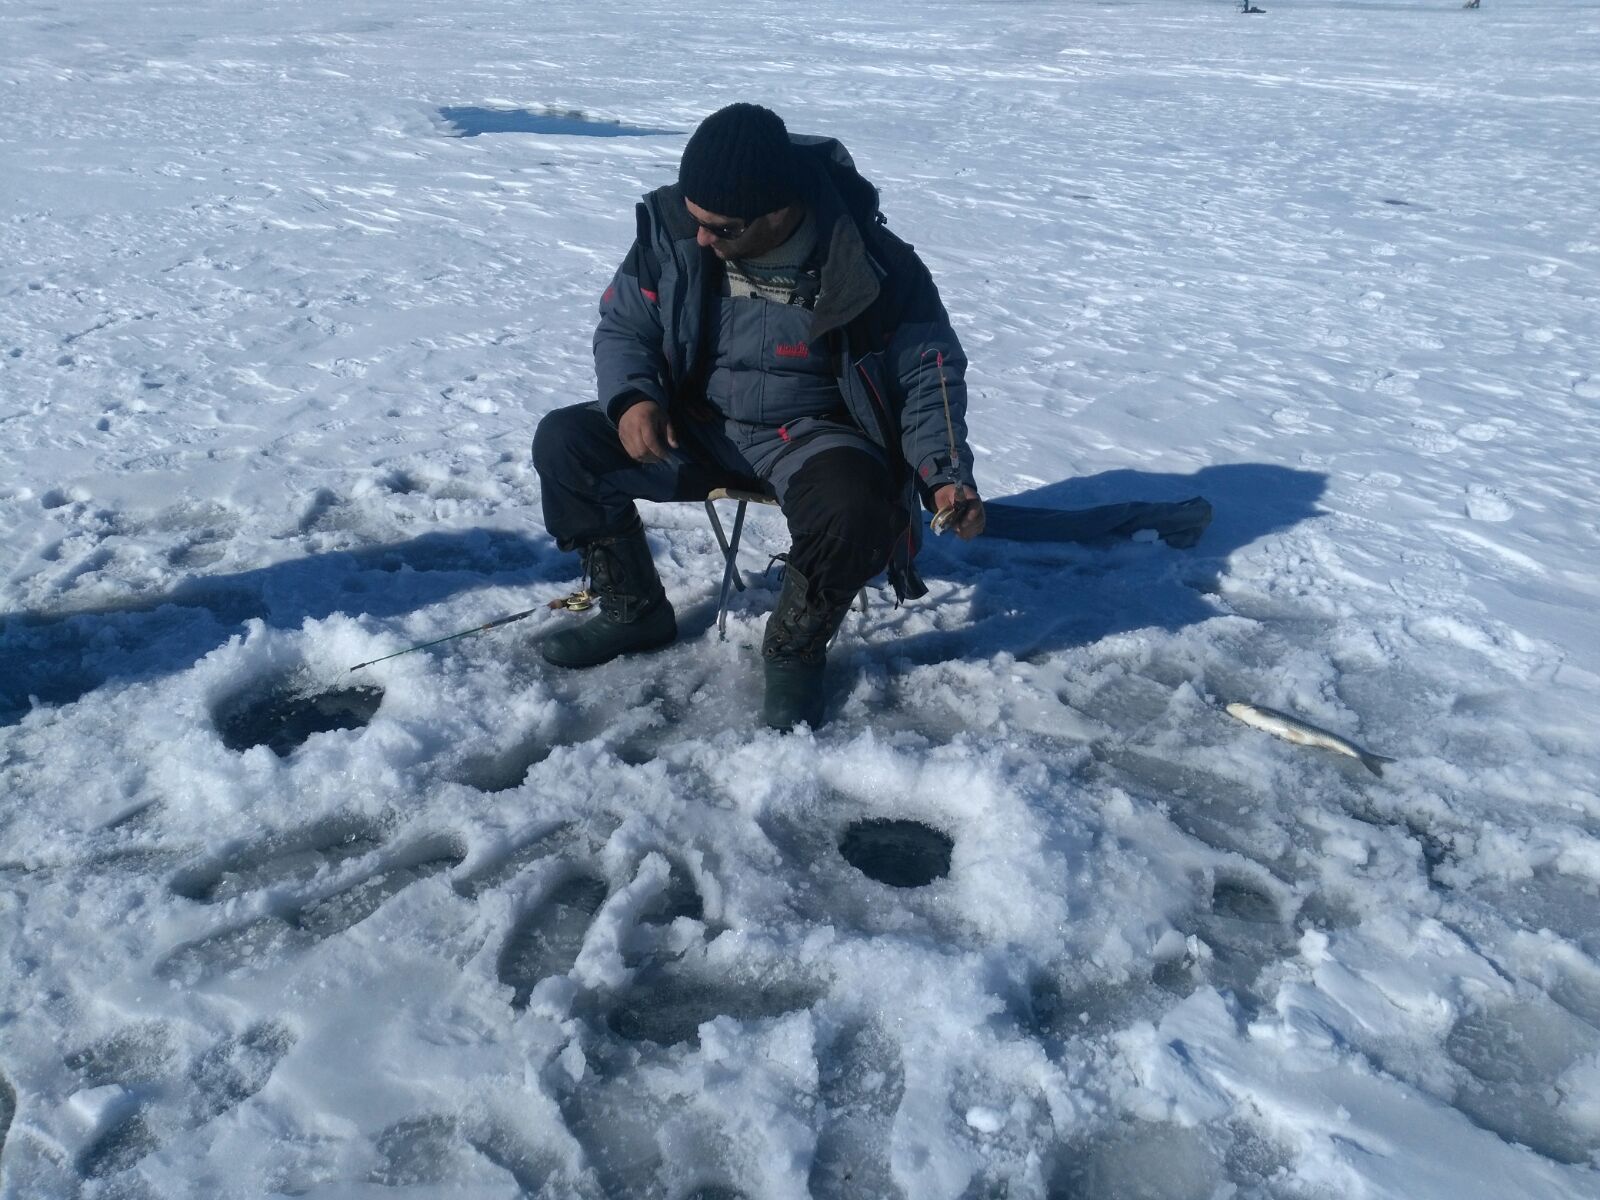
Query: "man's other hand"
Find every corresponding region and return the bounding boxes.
[933,484,985,540]
[619,401,678,464]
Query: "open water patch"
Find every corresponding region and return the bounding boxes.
[438,106,678,139]
[838,819,953,888]
[214,678,383,756]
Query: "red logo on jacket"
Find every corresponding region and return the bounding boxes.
[775,342,810,359]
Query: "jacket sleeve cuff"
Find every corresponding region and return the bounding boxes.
[605,388,657,427]
[916,453,977,495]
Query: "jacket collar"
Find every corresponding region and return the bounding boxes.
[646,152,883,341]
[804,159,882,340]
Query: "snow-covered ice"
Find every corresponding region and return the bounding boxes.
[3,0,1598,1195]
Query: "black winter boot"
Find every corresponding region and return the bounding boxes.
[543,519,676,669]
[761,564,853,731]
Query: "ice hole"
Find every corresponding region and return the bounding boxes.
[838,819,953,888]
[438,107,677,139]
[214,678,383,756]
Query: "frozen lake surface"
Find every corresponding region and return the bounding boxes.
[2,0,1598,1196]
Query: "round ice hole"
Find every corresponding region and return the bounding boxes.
[838,819,953,888]
[216,682,383,757]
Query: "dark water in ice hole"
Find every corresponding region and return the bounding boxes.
[215,684,383,756]
[838,819,953,888]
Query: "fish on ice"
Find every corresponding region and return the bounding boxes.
[1225,702,1397,777]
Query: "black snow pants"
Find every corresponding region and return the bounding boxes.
[532,402,906,605]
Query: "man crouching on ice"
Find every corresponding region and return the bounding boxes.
[532,102,983,731]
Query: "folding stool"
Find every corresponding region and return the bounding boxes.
[704,486,780,640]
[703,487,871,642]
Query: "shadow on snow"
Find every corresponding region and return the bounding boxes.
[0,464,1325,725]
[892,461,1327,663]
[0,529,564,726]
[437,107,680,139]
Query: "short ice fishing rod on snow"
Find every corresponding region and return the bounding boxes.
[348,585,598,672]
[347,600,569,672]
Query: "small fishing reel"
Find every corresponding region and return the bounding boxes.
[931,498,975,536]
[549,588,596,612]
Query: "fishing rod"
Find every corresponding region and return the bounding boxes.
[347,598,580,672]
[921,347,971,535]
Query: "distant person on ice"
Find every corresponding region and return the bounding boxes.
[532,102,983,730]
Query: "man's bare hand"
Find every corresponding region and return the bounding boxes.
[932,483,985,540]
[618,401,678,464]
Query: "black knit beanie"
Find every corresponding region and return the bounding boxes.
[679,103,804,220]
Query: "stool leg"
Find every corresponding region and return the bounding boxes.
[703,500,747,593]
[715,500,749,641]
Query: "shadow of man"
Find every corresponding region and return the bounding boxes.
[874,462,1327,666]
[0,529,564,726]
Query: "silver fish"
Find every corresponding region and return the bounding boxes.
[1225,702,1397,777]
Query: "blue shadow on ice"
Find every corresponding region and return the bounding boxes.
[438,107,680,139]
[0,468,1326,725]
[991,462,1326,552]
[890,462,1327,663]
[0,529,564,727]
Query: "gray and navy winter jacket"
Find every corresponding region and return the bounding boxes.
[593,134,976,602]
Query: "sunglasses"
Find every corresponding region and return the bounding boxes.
[692,215,750,241]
